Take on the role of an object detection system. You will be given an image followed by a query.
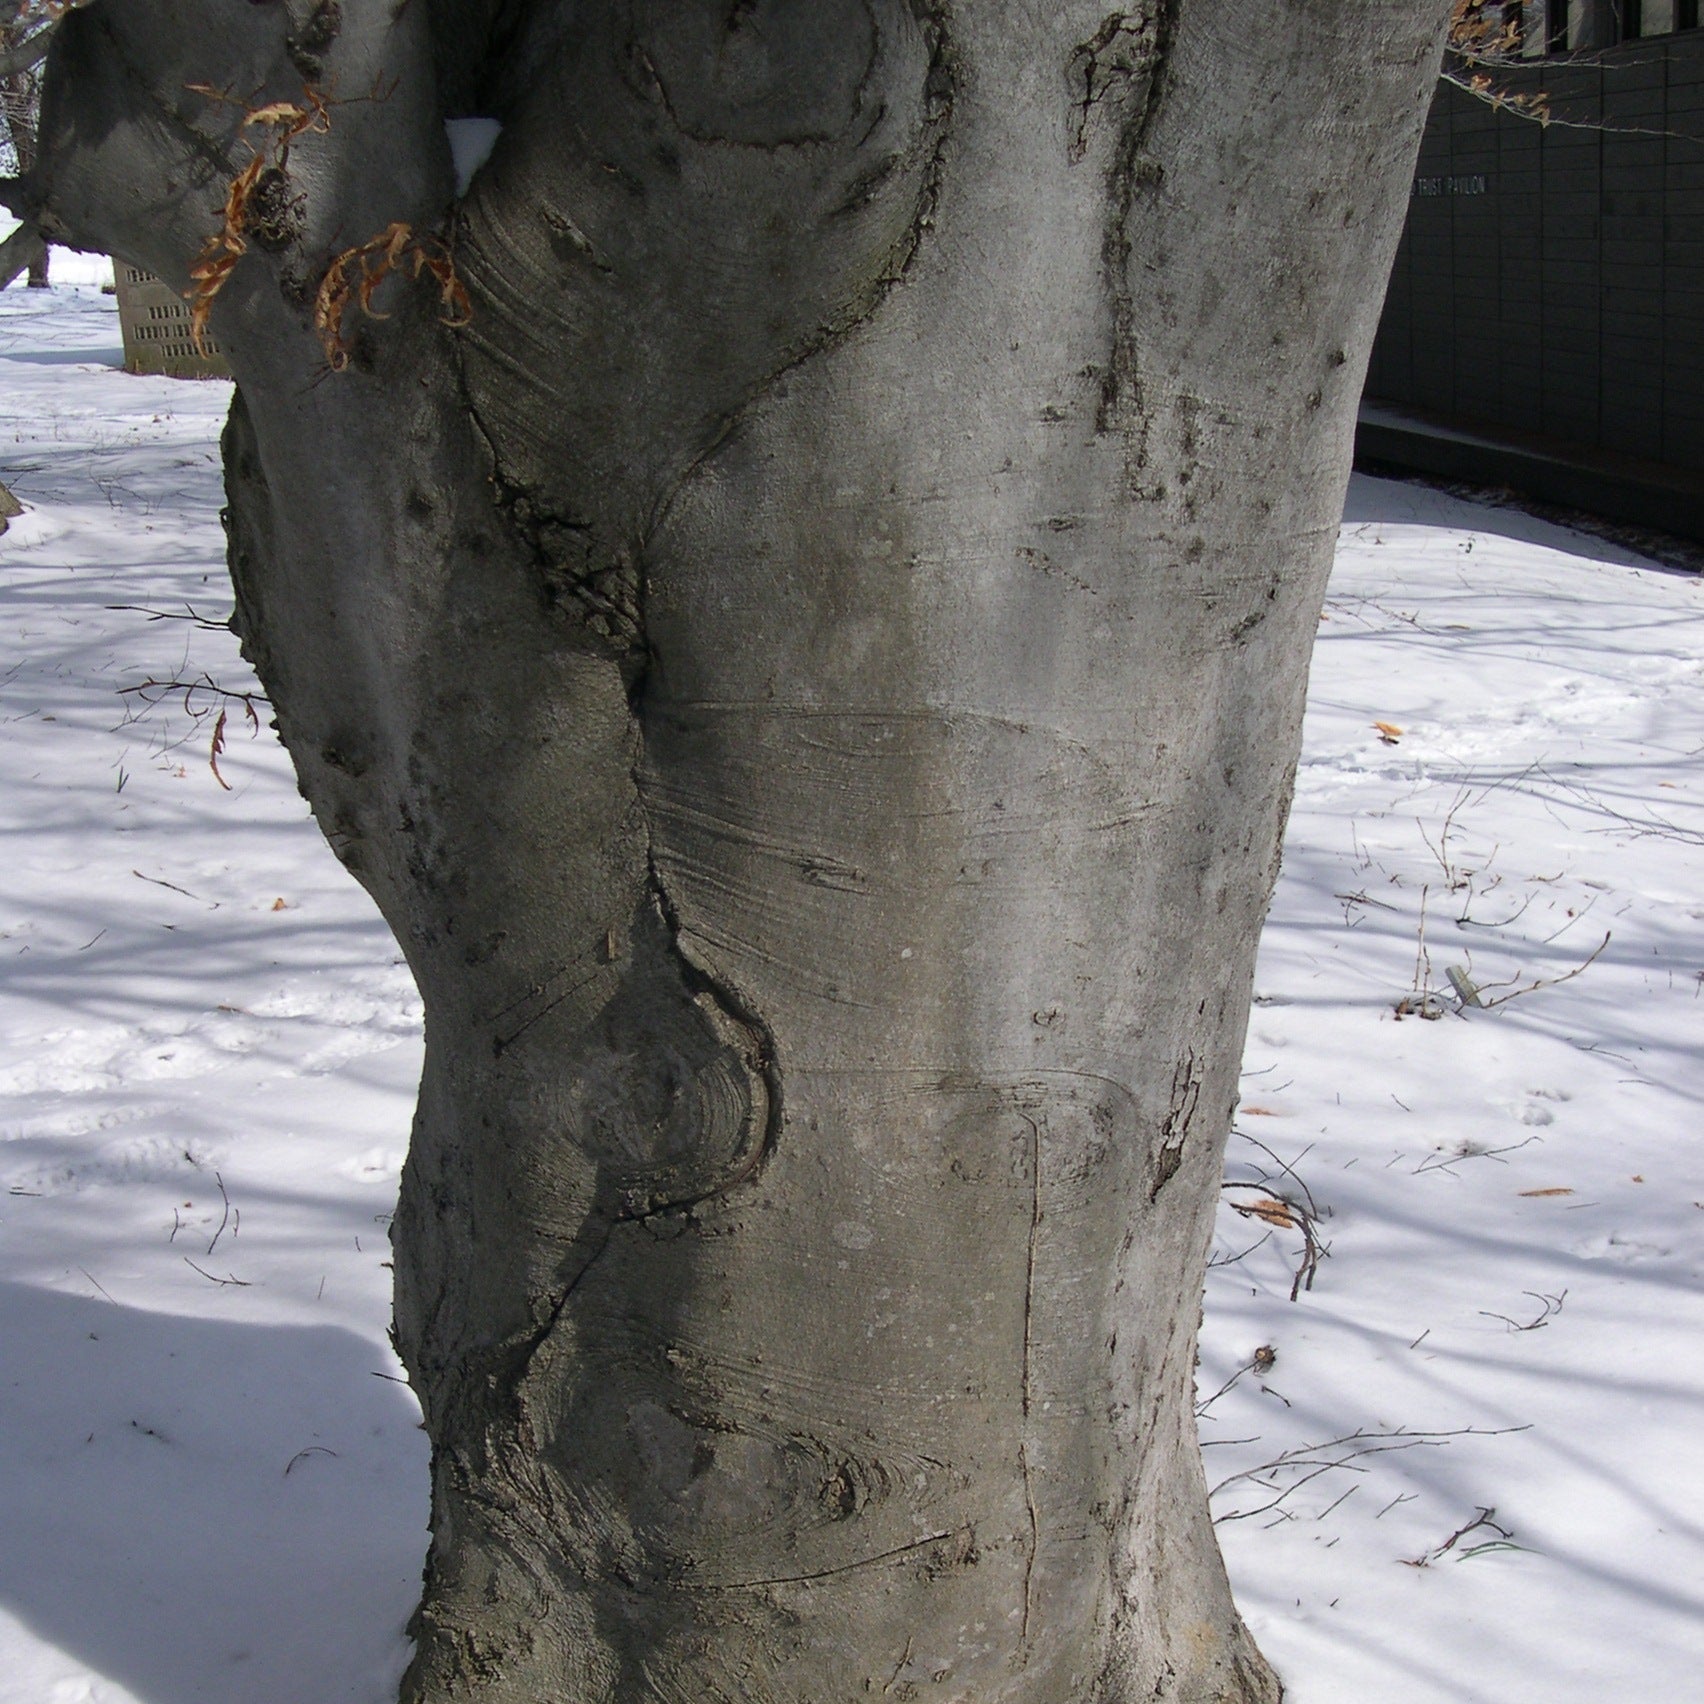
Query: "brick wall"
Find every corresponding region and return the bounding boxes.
[1367,31,1704,474]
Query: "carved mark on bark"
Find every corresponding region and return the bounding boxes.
[681,1523,976,1592]
[622,0,880,150]
[489,957,607,1057]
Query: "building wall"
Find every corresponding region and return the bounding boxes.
[1367,30,1704,474]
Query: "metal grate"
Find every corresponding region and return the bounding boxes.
[113,264,230,379]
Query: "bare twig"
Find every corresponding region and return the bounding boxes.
[1480,1289,1565,1332]
[132,868,211,904]
[283,1445,338,1476]
[1413,1134,1538,1177]
[1207,1225,1276,1271]
[1211,1425,1529,1525]
[1475,932,1610,1009]
[106,602,232,633]
[1395,884,1448,1019]
[119,674,266,783]
[206,1169,232,1255]
[118,674,267,716]
[1220,1181,1329,1300]
[1402,1505,1514,1567]
[1234,1131,1324,1222]
[1219,1132,1331,1300]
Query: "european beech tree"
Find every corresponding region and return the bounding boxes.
[6,2,1453,1699]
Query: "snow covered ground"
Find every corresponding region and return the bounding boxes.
[0,228,114,291]
[2,283,1699,1704]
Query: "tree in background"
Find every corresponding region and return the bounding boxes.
[4,3,1453,1700]
[0,1,72,286]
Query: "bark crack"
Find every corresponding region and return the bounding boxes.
[1148,1049,1200,1201]
[1018,1107,1042,1651]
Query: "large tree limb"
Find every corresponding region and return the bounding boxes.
[0,211,43,287]
[0,32,50,79]
[0,23,53,79]
[2,0,103,76]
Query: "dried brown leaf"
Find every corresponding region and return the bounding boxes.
[1232,1197,1299,1230]
[208,707,231,790]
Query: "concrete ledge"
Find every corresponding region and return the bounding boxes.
[1356,401,1704,548]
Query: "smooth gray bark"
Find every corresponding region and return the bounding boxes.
[28,3,1451,1699]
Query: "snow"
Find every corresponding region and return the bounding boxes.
[1201,489,1704,1700]
[444,118,503,198]
[2,285,1700,1703]
[0,214,115,289]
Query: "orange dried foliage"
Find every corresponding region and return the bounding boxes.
[312,221,471,371]
[1450,0,1521,59]
[1231,1197,1299,1230]
[1447,1,1552,125]
[183,85,332,355]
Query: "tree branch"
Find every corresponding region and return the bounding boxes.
[0,212,43,289]
[0,23,53,79]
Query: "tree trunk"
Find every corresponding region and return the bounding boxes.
[1,20,47,286]
[0,215,42,289]
[31,3,1451,1699]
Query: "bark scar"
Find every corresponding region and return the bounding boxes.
[1066,8,1162,165]
[1148,1048,1200,1201]
[1082,1,1176,458]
